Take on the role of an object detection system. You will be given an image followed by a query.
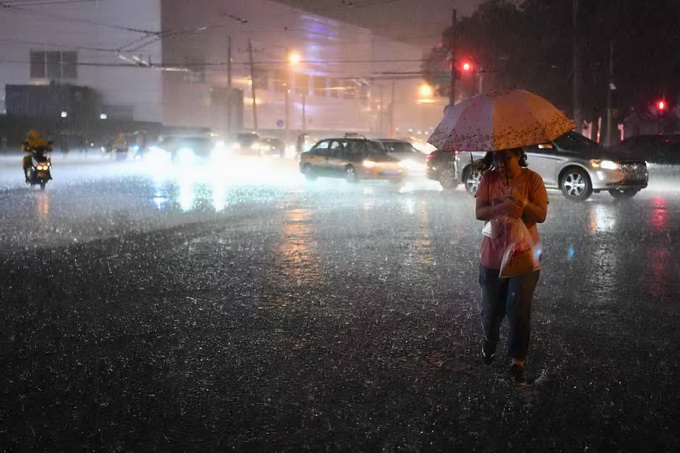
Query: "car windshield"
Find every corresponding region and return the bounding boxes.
[553,132,599,151]
[236,134,259,146]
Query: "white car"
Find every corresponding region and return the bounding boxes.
[375,139,428,174]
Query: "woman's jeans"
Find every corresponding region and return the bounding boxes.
[479,265,540,362]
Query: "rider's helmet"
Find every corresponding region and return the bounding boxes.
[24,129,50,151]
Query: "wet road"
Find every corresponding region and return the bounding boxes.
[2,155,680,451]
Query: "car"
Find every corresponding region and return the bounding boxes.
[259,137,286,157]
[232,133,260,155]
[374,138,428,173]
[612,134,680,165]
[299,137,405,183]
[426,131,648,201]
[154,135,215,165]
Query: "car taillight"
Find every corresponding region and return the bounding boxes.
[426,153,436,160]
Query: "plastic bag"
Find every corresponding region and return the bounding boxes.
[498,218,540,278]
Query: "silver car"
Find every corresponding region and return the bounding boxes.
[450,132,648,201]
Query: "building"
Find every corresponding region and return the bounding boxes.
[0,0,445,144]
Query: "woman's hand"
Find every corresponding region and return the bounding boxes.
[497,197,524,219]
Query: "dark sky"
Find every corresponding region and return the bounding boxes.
[274,0,484,50]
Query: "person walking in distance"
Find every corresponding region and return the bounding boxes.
[474,147,548,385]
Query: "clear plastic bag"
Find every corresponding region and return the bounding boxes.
[498,218,540,278]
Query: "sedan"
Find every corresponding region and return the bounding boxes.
[374,139,428,174]
[426,131,648,201]
[299,138,405,183]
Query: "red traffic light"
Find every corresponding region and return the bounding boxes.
[461,61,473,72]
[657,100,666,111]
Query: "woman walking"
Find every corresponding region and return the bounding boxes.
[474,148,548,385]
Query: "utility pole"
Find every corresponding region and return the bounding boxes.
[389,79,395,138]
[379,83,384,135]
[605,40,614,146]
[572,0,582,130]
[247,39,258,133]
[285,49,290,146]
[449,9,457,106]
[302,94,306,133]
[226,35,233,138]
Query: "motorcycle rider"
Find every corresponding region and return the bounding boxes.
[22,129,52,182]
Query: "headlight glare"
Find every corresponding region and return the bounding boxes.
[363,160,376,168]
[600,160,620,170]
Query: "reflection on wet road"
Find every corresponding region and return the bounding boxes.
[2,157,680,450]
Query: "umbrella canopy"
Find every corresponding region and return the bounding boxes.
[427,90,575,152]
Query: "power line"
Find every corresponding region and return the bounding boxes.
[0,1,154,34]
[0,0,101,6]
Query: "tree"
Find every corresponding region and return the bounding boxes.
[423,0,680,132]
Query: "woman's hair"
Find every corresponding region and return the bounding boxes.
[474,147,528,174]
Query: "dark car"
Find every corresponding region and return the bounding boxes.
[233,133,260,155]
[426,131,648,201]
[299,138,405,183]
[259,137,286,157]
[156,135,214,165]
[612,134,680,165]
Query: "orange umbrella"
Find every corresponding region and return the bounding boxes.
[427,90,575,152]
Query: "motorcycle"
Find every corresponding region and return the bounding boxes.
[24,146,53,190]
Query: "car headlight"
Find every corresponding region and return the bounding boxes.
[363,160,377,168]
[591,159,620,170]
[178,148,195,163]
[399,158,419,169]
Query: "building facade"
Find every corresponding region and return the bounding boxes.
[0,0,445,143]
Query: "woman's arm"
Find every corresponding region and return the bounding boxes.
[476,196,522,221]
[522,200,547,224]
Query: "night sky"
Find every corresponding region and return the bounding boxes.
[274,0,484,50]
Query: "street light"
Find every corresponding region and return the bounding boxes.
[419,84,434,97]
[288,51,301,65]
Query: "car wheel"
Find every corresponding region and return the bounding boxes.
[560,167,592,201]
[345,165,358,183]
[302,163,317,180]
[609,188,639,199]
[463,166,483,196]
[439,167,459,190]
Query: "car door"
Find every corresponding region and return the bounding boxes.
[524,142,561,186]
[325,140,347,174]
[306,140,331,173]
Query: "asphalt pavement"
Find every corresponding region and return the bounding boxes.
[1,156,679,451]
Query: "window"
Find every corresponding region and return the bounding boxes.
[274,70,287,92]
[312,140,330,153]
[252,68,268,91]
[184,57,205,83]
[342,80,356,99]
[295,74,309,95]
[30,51,77,79]
[329,79,339,98]
[313,76,326,97]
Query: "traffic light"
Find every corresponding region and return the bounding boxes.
[657,100,666,112]
[453,60,475,79]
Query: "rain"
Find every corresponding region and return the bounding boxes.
[2,0,680,451]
